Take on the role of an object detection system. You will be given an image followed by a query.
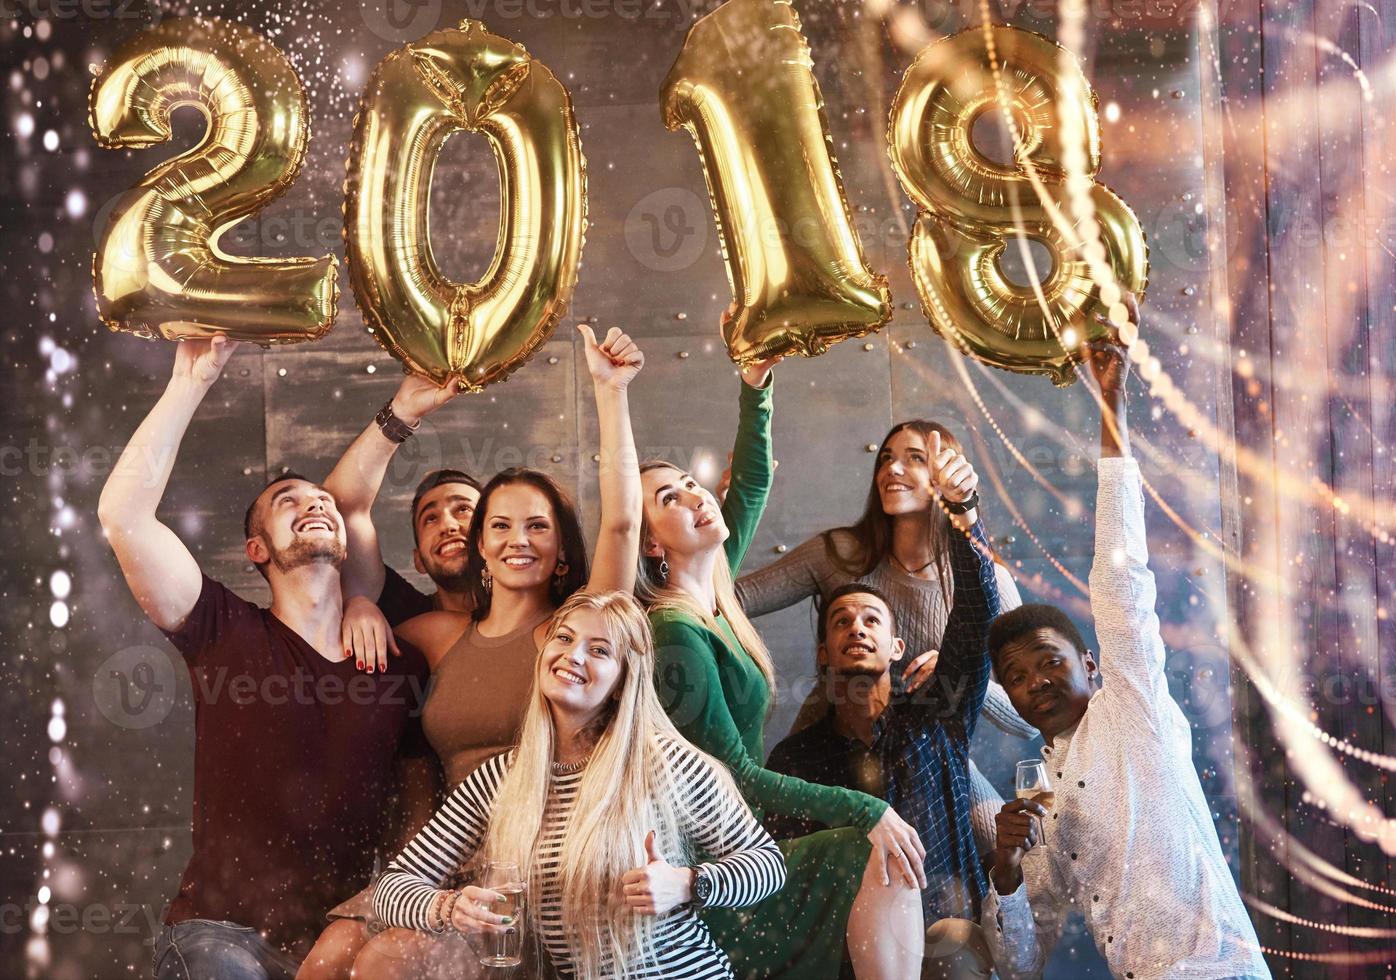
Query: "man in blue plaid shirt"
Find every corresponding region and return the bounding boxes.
[766,516,1005,977]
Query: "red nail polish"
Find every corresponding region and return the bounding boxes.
[357,661,364,670]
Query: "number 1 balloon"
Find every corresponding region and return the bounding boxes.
[89,18,338,345]
[662,0,891,366]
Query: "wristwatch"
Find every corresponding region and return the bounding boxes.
[375,399,419,444]
[692,866,714,908]
[942,490,980,515]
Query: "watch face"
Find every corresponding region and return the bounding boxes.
[695,875,711,901]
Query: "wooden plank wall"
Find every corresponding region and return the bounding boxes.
[1216,0,1396,974]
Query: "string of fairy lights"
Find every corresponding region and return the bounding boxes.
[900,0,1396,960]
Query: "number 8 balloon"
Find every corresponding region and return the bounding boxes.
[344,20,586,391]
[889,25,1148,387]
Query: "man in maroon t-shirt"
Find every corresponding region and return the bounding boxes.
[99,337,431,979]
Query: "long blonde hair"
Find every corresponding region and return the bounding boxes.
[634,461,777,695]
[479,590,739,978]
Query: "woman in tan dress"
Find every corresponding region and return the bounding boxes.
[300,326,645,980]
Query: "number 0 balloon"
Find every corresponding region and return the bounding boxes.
[344,20,587,391]
[89,18,338,344]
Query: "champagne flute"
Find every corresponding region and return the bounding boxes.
[1015,760,1054,846]
[479,861,526,969]
[1014,760,1055,810]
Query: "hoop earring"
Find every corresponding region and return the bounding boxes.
[658,558,669,582]
[481,568,493,594]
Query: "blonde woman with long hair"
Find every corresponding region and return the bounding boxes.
[637,355,926,980]
[373,590,786,979]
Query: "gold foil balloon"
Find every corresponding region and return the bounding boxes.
[89,18,338,345]
[888,25,1148,386]
[344,20,586,392]
[661,0,890,365]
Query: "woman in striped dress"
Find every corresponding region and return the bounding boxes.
[374,590,786,979]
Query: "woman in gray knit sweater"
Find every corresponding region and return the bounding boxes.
[735,419,1037,851]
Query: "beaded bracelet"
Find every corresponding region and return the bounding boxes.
[427,891,448,934]
[440,888,465,933]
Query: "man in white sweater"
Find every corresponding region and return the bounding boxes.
[980,303,1272,980]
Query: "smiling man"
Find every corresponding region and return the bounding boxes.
[981,308,1270,980]
[99,337,430,979]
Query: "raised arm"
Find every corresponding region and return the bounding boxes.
[1083,299,1167,701]
[323,374,459,601]
[97,337,239,632]
[1088,292,1137,462]
[903,443,998,727]
[720,359,780,576]
[578,325,643,594]
[913,519,1000,734]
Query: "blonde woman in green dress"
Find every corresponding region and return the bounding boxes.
[635,356,926,980]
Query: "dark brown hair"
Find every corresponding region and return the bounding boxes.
[464,468,589,621]
[822,420,966,609]
[410,469,482,544]
[816,582,899,644]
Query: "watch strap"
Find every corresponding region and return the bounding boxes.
[942,490,980,515]
[375,400,419,444]
[692,865,714,908]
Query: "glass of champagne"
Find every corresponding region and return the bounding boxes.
[479,861,526,969]
[1015,760,1054,839]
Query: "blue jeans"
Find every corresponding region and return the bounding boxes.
[153,919,300,980]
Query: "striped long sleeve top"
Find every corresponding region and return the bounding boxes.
[373,735,786,979]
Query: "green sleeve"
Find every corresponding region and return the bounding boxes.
[651,614,887,834]
[720,378,774,576]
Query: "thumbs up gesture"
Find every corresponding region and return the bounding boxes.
[579,324,644,393]
[620,830,696,917]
